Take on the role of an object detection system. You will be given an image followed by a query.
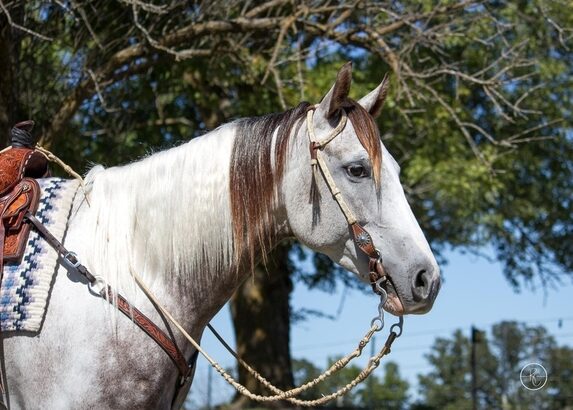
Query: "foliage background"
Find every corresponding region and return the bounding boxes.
[1,0,572,408]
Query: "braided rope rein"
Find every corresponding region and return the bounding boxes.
[133,270,403,406]
[206,320,400,404]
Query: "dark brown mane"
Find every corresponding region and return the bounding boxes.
[229,99,382,270]
[230,102,311,269]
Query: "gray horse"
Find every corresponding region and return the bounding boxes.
[2,63,440,409]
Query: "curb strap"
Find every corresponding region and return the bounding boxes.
[24,212,195,385]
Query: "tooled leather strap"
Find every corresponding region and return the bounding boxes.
[350,223,378,258]
[351,222,387,293]
[24,212,192,379]
[0,183,26,274]
[0,149,34,197]
[307,108,387,294]
[105,287,191,378]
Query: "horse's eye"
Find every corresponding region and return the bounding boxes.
[346,164,369,178]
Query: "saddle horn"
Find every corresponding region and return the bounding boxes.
[11,120,37,148]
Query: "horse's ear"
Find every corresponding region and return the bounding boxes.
[316,62,353,120]
[358,73,390,118]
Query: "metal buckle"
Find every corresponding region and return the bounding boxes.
[88,279,105,296]
[64,251,81,268]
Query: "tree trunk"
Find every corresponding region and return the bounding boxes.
[230,244,294,409]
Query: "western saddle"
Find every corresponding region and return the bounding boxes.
[0,121,49,274]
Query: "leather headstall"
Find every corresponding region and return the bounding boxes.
[306,108,388,295]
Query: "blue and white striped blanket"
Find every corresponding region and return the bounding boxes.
[0,178,79,332]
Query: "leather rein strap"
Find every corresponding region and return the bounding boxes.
[307,108,388,294]
[24,212,193,383]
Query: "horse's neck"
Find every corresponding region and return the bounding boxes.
[70,122,291,326]
[72,128,228,307]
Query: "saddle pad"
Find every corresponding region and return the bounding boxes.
[0,178,79,332]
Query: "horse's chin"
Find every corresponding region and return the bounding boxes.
[384,293,404,316]
[380,279,404,316]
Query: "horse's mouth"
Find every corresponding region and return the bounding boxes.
[383,284,404,316]
[378,274,404,316]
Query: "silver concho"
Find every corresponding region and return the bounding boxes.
[356,232,370,246]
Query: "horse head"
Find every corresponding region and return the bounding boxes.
[281,63,441,315]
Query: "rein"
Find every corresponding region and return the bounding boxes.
[23,107,404,407]
[133,268,404,407]
[131,106,403,406]
[23,212,195,408]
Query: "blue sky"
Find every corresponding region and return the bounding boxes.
[187,249,573,408]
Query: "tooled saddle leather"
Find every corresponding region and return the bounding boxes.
[0,121,48,274]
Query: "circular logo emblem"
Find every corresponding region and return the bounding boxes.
[520,363,548,391]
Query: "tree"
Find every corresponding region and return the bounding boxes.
[229,244,294,409]
[416,321,573,409]
[548,346,573,408]
[358,362,409,410]
[417,330,475,410]
[1,1,572,407]
[292,358,409,409]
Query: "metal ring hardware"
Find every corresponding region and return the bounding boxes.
[390,316,404,338]
[370,289,388,330]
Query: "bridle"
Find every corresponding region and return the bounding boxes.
[306,107,393,300]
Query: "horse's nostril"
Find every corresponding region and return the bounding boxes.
[415,269,427,289]
[412,269,431,302]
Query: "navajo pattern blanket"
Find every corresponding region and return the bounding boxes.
[0,178,79,332]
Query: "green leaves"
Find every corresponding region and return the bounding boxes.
[292,358,410,409]
[417,321,571,409]
[4,1,571,290]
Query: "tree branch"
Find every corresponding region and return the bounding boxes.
[41,14,286,146]
[0,0,53,41]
